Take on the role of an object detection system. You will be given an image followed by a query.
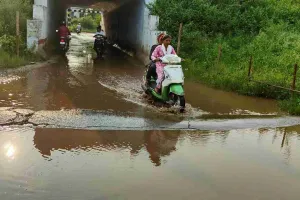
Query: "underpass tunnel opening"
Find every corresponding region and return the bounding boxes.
[32,0,162,61]
[65,7,104,33]
[55,0,144,54]
[103,0,145,54]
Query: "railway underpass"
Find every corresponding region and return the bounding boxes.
[28,0,163,61]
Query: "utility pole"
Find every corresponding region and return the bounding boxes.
[16,11,20,57]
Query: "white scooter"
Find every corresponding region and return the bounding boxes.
[142,54,185,112]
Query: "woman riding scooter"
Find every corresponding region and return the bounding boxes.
[151,35,177,94]
[145,33,165,87]
[142,34,185,112]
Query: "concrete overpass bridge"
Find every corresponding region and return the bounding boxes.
[28,0,163,60]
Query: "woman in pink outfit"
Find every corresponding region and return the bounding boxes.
[151,35,177,93]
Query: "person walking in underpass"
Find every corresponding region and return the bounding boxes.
[76,23,81,34]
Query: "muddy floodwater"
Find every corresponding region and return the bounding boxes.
[0,126,300,200]
[0,34,280,118]
[1,33,299,199]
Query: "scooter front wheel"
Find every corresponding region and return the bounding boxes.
[179,96,185,113]
[171,94,185,113]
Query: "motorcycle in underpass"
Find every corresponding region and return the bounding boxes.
[93,34,106,59]
[56,30,71,54]
[142,54,186,113]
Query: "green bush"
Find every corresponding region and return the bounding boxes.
[0,0,32,40]
[0,0,43,68]
[0,35,16,54]
[279,97,300,116]
[181,23,300,98]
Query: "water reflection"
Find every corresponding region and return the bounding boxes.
[34,128,181,166]
[276,126,300,164]
[144,130,179,166]
[1,127,300,200]
[33,127,300,167]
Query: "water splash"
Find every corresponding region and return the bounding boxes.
[98,75,206,118]
[0,75,22,84]
[228,109,278,116]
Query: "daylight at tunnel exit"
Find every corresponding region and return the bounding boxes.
[0,0,300,199]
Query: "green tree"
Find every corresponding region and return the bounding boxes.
[0,0,32,39]
[148,0,300,114]
[69,14,102,32]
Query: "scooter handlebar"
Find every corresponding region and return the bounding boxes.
[161,62,181,64]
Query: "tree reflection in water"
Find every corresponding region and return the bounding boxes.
[34,128,181,166]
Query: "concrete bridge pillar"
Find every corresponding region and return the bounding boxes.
[27,0,49,51]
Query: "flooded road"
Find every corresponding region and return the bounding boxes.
[0,33,280,118]
[1,33,300,199]
[0,126,300,199]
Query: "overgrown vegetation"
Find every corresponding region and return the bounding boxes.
[0,0,41,68]
[149,0,300,114]
[69,14,101,33]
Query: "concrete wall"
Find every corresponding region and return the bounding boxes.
[104,0,142,49]
[27,0,49,49]
[33,5,48,40]
[27,20,43,51]
[104,0,164,62]
[143,0,161,53]
[34,0,48,7]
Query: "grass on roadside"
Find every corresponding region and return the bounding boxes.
[279,97,300,115]
[180,23,300,115]
[149,0,300,115]
[0,50,43,68]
